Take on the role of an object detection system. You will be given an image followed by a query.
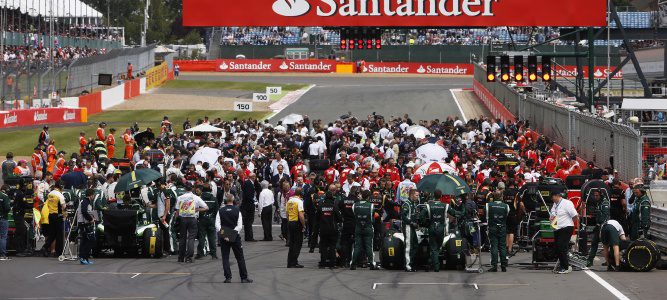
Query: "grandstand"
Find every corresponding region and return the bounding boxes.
[0,0,125,105]
[208,11,660,54]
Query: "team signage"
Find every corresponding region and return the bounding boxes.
[184,0,606,27]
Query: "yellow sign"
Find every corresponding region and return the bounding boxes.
[388,247,395,256]
[455,240,462,247]
[146,63,169,90]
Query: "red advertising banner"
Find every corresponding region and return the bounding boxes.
[216,59,338,73]
[0,107,84,129]
[554,65,623,80]
[184,0,607,27]
[361,62,472,75]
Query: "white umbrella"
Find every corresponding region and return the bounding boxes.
[189,147,222,166]
[185,124,224,133]
[281,113,304,125]
[415,143,448,163]
[406,125,431,139]
[412,162,457,183]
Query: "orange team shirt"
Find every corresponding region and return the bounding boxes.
[123,133,134,145]
[47,145,56,158]
[107,134,115,146]
[32,153,43,171]
[96,128,105,141]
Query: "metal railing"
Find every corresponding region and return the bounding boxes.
[650,206,667,254]
[474,63,643,182]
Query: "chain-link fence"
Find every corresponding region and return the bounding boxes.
[66,45,155,96]
[1,58,69,109]
[474,63,642,182]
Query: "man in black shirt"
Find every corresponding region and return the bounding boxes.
[317,185,340,268]
[78,189,98,265]
[216,194,252,283]
[241,173,257,242]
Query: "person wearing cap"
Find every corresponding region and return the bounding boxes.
[78,189,99,265]
[38,125,50,146]
[174,183,209,263]
[107,128,116,158]
[286,187,305,268]
[585,189,611,267]
[550,191,579,274]
[486,191,509,272]
[350,190,379,270]
[628,184,651,240]
[13,159,31,177]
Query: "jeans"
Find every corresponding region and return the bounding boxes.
[78,223,96,260]
[221,235,249,280]
[178,217,198,259]
[0,218,8,256]
[555,226,574,270]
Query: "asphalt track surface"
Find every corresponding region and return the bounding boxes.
[1,73,665,299]
[178,73,472,122]
[0,220,664,300]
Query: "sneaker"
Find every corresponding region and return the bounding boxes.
[556,269,568,274]
[501,266,507,272]
[223,278,232,283]
[79,258,90,265]
[488,266,498,272]
[0,256,10,261]
[241,278,253,283]
[86,260,94,265]
[185,258,193,263]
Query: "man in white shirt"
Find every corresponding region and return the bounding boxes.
[600,219,627,271]
[175,183,208,263]
[549,191,579,274]
[270,153,290,176]
[257,181,275,241]
[166,160,184,179]
[308,136,326,159]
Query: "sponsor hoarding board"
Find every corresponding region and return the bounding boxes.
[234,102,254,112]
[217,59,336,73]
[184,0,607,27]
[0,107,84,129]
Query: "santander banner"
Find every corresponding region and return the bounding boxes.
[362,62,472,75]
[183,0,606,27]
[0,107,83,129]
[217,59,337,73]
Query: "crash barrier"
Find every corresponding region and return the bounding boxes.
[177,59,620,78]
[650,206,667,255]
[145,63,169,90]
[473,63,642,182]
[67,45,156,96]
[0,107,87,129]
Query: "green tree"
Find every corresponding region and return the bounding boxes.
[181,30,202,45]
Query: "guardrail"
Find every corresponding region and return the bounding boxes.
[650,206,667,254]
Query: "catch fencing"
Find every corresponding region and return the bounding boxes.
[650,206,667,254]
[66,45,155,96]
[473,63,642,182]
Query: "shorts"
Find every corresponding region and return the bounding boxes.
[601,224,620,246]
[506,215,518,234]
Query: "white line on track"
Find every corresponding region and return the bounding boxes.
[584,270,631,300]
[371,282,529,290]
[449,88,468,122]
[266,84,315,120]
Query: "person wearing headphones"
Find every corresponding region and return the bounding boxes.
[628,184,651,240]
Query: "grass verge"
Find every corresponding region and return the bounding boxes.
[0,110,268,157]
